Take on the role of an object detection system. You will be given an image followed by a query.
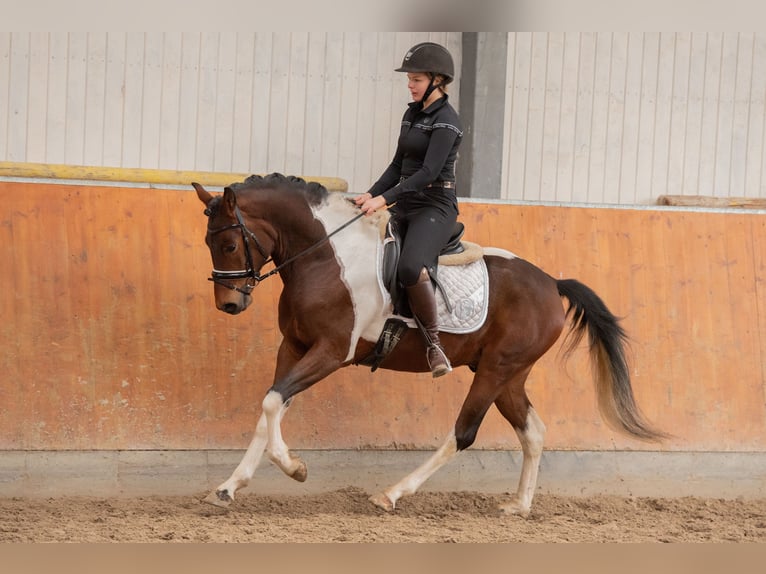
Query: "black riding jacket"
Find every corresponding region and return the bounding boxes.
[368,94,463,205]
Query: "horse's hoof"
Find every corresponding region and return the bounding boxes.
[290,461,308,482]
[498,497,530,518]
[203,489,233,509]
[369,492,395,512]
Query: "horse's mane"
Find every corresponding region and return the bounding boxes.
[231,173,329,204]
[205,173,329,220]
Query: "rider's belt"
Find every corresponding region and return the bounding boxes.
[400,178,456,189]
[426,181,456,189]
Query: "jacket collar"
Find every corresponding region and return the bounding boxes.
[408,93,449,115]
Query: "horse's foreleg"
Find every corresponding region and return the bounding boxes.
[204,413,269,507]
[262,390,307,482]
[498,407,546,517]
[203,397,295,508]
[261,343,344,483]
[369,431,458,511]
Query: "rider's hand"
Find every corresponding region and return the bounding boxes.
[353,192,372,206]
[358,195,387,216]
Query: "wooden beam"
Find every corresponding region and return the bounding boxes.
[657,195,766,209]
[0,161,348,192]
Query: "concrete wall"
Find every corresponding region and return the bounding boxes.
[2,180,764,454]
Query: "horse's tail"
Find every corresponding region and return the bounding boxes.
[556,279,667,442]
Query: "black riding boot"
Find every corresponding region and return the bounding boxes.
[406,268,452,378]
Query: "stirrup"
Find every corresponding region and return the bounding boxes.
[427,344,452,378]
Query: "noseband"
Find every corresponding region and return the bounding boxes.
[206,204,365,295]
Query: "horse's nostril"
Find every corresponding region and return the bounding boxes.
[222,303,240,315]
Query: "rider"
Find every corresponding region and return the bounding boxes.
[355,42,463,378]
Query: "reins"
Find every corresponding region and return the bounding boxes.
[207,206,366,294]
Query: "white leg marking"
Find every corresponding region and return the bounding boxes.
[213,412,268,499]
[500,407,546,517]
[263,390,306,480]
[205,396,296,506]
[370,431,458,511]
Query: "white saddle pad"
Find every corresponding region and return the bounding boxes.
[382,257,490,335]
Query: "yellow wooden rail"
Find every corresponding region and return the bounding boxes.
[0,161,348,192]
[657,194,766,209]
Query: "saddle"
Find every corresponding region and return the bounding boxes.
[360,219,486,372]
[381,218,467,316]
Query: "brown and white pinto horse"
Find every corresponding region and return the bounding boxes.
[192,173,664,517]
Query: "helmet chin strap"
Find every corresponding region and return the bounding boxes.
[415,76,439,111]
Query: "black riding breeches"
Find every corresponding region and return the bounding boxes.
[391,191,458,287]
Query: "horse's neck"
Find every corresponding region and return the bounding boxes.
[242,191,333,268]
[243,190,381,276]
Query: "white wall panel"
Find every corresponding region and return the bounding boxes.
[681,33,707,199]
[301,33,325,177]
[83,33,107,167]
[8,33,31,162]
[0,32,461,196]
[12,32,438,194]
[4,32,764,204]
[747,35,766,197]
[337,32,362,189]
[121,33,145,169]
[64,33,88,165]
[158,33,183,170]
[286,33,310,175]
[26,33,49,164]
[634,33,660,206]
[140,34,164,169]
[194,32,219,172]
[570,32,595,204]
[102,33,127,168]
[0,33,9,161]
[505,32,532,200]
[176,33,201,170]
[502,32,766,204]
[317,32,343,178]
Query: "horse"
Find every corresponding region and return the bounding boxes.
[192,173,665,517]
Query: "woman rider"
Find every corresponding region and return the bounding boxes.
[355,42,463,378]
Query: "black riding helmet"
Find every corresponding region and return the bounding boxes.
[395,42,455,84]
[395,42,454,109]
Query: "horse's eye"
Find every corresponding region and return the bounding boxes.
[223,243,237,254]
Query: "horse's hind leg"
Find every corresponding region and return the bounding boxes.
[369,430,459,511]
[493,381,546,517]
[369,368,504,511]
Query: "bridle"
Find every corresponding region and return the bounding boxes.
[206,205,271,295]
[206,204,365,295]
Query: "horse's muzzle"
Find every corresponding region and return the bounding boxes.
[216,292,252,315]
[220,302,242,315]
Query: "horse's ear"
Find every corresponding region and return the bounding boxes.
[192,182,213,206]
[222,186,237,216]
